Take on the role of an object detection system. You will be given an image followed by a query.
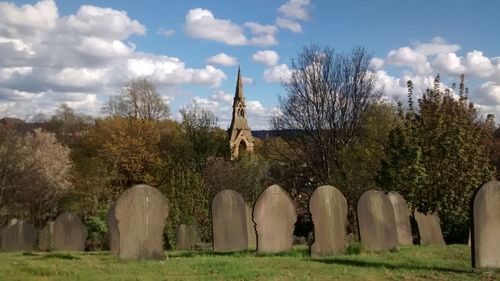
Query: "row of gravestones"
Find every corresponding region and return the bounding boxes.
[0,213,87,252]
[2,181,499,269]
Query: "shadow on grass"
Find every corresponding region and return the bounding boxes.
[38,253,81,260]
[170,247,309,258]
[313,258,473,274]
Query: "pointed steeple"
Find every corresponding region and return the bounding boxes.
[228,67,254,160]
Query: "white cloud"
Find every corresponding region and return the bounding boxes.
[244,22,278,46]
[157,28,175,37]
[369,57,384,70]
[252,50,280,66]
[184,8,247,46]
[278,0,311,21]
[275,17,302,33]
[206,53,238,66]
[386,47,432,74]
[414,37,460,56]
[263,64,292,83]
[0,0,58,32]
[432,53,466,76]
[475,82,500,104]
[464,50,495,78]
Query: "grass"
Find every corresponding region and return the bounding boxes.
[0,245,498,280]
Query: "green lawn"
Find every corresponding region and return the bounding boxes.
[0,245,498,281]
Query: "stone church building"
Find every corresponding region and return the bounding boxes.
[229,67,254,160]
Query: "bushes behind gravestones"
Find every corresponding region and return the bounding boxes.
[472,180,500,268]
[414,210,445,246]
[212,190,248,252]
[253,184,296,253]
[0,219,37,252]
[114,184,168,260]
[357,190,398,251]
[309,185,348,257]
[107,203,119,255]
[38,221,54,251]
[53,213,87,251]
[387,191,413,246]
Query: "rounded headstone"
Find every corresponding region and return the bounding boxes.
[253,184,297,253]
[107,203,119,255]
[212,189,248,252]
[414,210,445,246]
[357,190,398,251]
[246,203,257,250]
[0,219,37,252]
[115,184,168,260]
[53,213,87,251]
[175,224,197,251]
[38,221,55,251]
[309,185,348,257]
[387,191,413,246]
[473,181,500,268]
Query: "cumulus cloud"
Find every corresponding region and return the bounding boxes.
[206,53,238,66]
[414,37,460,56]
[263,64,292,83]
[252,50,280,66]
[184,8,277,46]
[386,47,432,74]
[275,17,302,33]
[0,1,227,119]
[275,0,311,33]
[369,57,384,70]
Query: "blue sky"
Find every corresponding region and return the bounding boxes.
[1,0,499,129]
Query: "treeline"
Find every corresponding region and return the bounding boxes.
[0,45,499,249]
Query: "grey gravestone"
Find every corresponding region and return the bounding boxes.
[53,213,87,251]
[0,219,37,252]
[387,191,413,246]
[309,185,348,257]
[115,184,168,260]
[107,203,119,255]
[473,181,500,268]
[176,224,197,250]
[246,203,257,250]
[212,189,248,252]
[38,221,54,251]
[357,190,398,251]
[253,184,297,253]
[414,210,445,246]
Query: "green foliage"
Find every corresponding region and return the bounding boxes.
[379,76,496,242]
[85,216,108,251]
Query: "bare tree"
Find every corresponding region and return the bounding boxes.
[104,78,170,120]
[271,45,382,184]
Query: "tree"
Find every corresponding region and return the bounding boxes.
[103,78,169,120]
[379,75,495,242]
[271,45,382,185]
[0,129,72,226]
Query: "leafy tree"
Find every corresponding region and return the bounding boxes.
[103,78,170,120]
[379,75,495,242]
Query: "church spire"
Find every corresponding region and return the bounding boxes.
[228,67,254,160]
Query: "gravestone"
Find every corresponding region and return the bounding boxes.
[473,180,500,268]
[253,184,297,253]
[387,191,413,245]
[357,190,398,251]
[38,221,55,251]
[246,203,257,250]
[115,184,168,260]
[0,219,37,252]
[107,203,119,255]
[309,185,348,257]
[176,224,197,250]
[414,210,445,246]
[53,213,87,251]
[212,189,248,252]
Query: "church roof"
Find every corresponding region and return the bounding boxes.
[233,66,245,106]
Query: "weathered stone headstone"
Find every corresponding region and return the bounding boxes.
[212,189,248,252]
[115,184,168,260]
[414,210,445,246]
[473,180,500,268]
[357,190,398,251]
[309,185,348,257]
[38,221,55,251]
[387,191,413,246]
[107,203,119,255]
[0,219,37,252]
[246,203,257,250]
[253,184,297,253]
[53,213,87,251]
[175,224,197,251]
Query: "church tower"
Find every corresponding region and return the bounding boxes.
[229,67,254,160]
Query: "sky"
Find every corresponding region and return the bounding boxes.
[1,0,500,129]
